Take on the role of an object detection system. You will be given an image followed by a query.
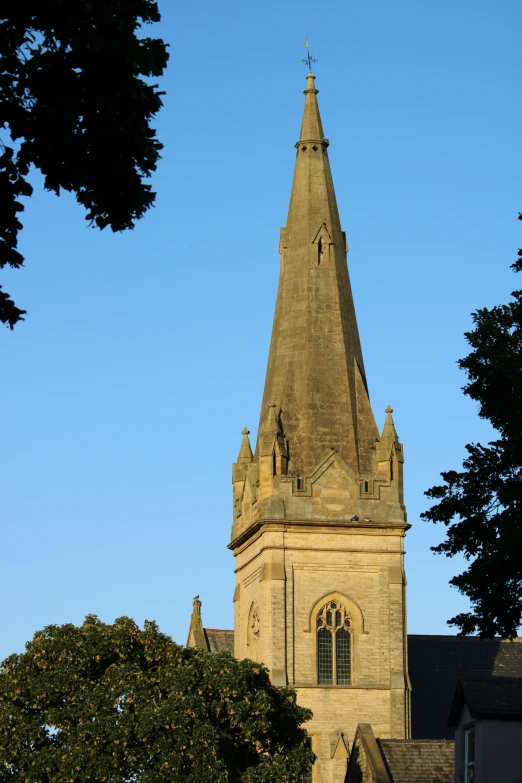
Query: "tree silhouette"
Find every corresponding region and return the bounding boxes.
[423,215,522,638]
[0,615,314,782]
[0,1,169,327]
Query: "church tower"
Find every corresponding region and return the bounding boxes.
[230,73,410,783]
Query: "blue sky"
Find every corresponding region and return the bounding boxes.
[1,0,521,660]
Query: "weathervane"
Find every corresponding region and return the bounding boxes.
[299,37,318,72]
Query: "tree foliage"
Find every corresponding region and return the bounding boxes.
[422,215,522,638]
[0,615,314,782]
[0,1,169,328]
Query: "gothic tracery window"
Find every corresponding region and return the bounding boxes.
[316,600,352,685]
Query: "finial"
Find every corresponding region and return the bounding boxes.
[381,405,399,441]
[192,595,201,614]
[299,37,319,72]
[237,426,253,463]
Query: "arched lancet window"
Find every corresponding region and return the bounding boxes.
[316,600,351,685]
[247,602,261,662]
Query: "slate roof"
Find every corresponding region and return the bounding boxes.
[203,628,235,653]
[408,635,522,739]
[448,676,522,724]
[377,739,454,783]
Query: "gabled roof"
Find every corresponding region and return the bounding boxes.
[408,634,522,738]
[204,628,235,654]
[378,738,454,783]
[186,598,235,654]
[346,724,454,783]
[448,676,522,725]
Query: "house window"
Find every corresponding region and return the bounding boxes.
[316,600,352,684]
[464,726,475,783]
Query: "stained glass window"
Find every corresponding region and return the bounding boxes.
[317,627,333,684]
[316,600,352,685]
[336,627,351,684]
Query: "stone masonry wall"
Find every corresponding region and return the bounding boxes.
[233,523,410,783]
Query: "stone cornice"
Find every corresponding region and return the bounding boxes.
[228,516,411,553]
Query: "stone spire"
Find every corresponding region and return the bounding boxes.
[229,73,410,757]
[376,405,405,506]
[237,427,253,463]
[257,72,378,478]
[299,71,324,141]
[230,73,407,548]
[186,596,206,649]
[380,405,399,443]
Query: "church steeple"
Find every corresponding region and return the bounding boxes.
[231,71,407,543]
[229,73,410,762]
[257,72,378,479]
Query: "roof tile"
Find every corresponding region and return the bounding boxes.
[377,739,454,783]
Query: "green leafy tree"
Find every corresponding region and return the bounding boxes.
[0,615,314,782]
[0,1,169,328]
[422,215,522,638]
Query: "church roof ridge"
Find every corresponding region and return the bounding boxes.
[408,633,522,642]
